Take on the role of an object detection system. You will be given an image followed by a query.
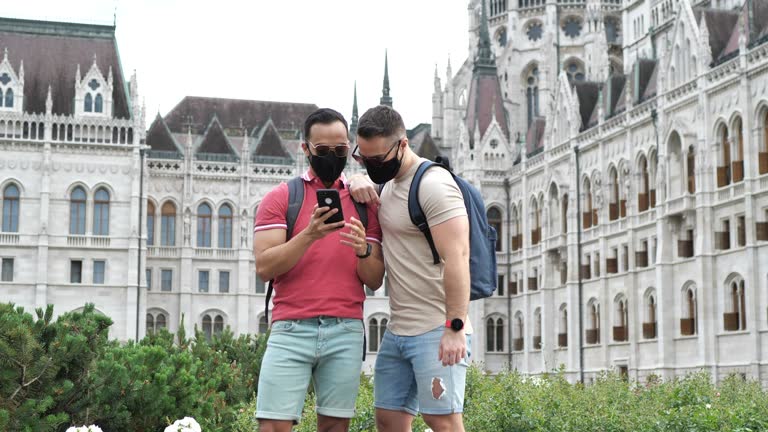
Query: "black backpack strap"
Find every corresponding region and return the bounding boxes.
[408,161,444,265]
[265,176,305,326]
[285,177,305,239]
[353,200,368,229]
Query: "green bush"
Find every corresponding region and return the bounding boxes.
[3,303,768,432]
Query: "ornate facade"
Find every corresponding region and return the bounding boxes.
[430,0,768,384]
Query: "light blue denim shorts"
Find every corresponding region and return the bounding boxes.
[374,326,470,416]
[256,316,364,422]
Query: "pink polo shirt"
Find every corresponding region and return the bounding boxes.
[254,171,382,322]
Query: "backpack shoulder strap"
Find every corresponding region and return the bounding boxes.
[285,177,305,240]
[408,161,445,265]
[266,176,305,327]
[353,200,368,229]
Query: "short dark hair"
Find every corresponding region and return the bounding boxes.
[303,108,348,141]
[357,105,406,139]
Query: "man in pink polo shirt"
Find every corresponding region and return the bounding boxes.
[253,108,384,432]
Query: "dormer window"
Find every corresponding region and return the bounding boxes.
[84,79,103,113]
[0,73,15,109]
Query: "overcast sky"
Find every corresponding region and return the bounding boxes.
[4,0,470,128]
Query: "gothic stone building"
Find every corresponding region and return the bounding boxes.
[428,0,768,384]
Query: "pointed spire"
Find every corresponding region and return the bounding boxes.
[92,53,98,67]
[2,47,7,62]
[108,66,113,87]
[434,64,441,92]
[76,64,82,85]
[446,55,452,79]
[45,85,53,115]
[474,0,494,71]
[351,81,359,135]
[19,60,24,81]
[380,50,393,107]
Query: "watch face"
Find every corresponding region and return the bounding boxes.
[451,318,464,331]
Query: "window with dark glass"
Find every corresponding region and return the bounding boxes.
[199,270,210,292]
[93,260,105,284]
[161,269,173,291]
[3,184,20,232]
[161,202,176,246]
[218,205,233,248]
[70,187,86,235]
[70,260,83,283]
[197,203,212,247]
[527,21,543,41]
[147,201,155,246]
[563,17,582,38]
[1,258,13,282]
[93,188,110,236]
[219,271,230,293]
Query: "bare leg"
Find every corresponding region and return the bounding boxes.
[375,408,414,432]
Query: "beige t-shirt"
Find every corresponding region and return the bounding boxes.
[379,158,472,336]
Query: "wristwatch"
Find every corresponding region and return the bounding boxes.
[446,318,464,332]
[356,243,372,259]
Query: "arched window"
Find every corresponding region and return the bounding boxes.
[218,204,233,248]
[0,89,3,107]
[487,207,502,252]
[4,88,13,108]
[202,314,212,340]
[643,291,657,339]
[486,316,505,352]
[368,316,388,352]
[511,205,522,250]
[562,16,583,39]
[530,198,541,244]
[2,184,20,232]
[146,201,155,246]
[533,308,542,349]
[548,185,560,235]
[70,186,87,235]
[733,118,744,183]
[258,315,268,334]
[638,156,650,212]
[681,285,697,335]
[93,188,110,236]
[146,311,168,335]
[718,124,731,187]
[561,193,569,234]
[687,146,696,193]
[648,151,658,207]
[161,202,176,246]
[214,315,224,335]
[760,109,768,175]
[558,305,568,347]
[613,296,628,342]
[84,93,93,112]
[513,312,524,351]
[94,94,103,113]
[197,203,212,247]
[582,178,593,229]
[724,278,746,331]
[587,299,600,344]
[526,66,540,128]
[609,167,619,221]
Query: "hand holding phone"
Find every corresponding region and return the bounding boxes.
[316,189,344,224]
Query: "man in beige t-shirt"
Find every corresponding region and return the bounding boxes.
[351,105,471,432]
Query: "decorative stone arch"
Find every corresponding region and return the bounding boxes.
[642,288,657,339]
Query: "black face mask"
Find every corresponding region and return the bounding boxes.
[308,153,347,184]
[364,145,402,184]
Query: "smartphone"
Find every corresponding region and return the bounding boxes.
[316,189,344,224]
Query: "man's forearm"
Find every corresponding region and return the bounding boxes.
[443,253,470,320]
[356,246,384,289]
[255,231,314,280]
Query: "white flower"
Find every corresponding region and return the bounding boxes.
[164,417,202,432]
[706,403,712,409]
[65,426,103,432]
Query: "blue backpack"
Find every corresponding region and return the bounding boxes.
[407,161,498,300]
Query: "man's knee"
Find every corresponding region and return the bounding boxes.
[422,413,464,432]
[375,409,413,432]
[317,414,350,432]
[257,419,294,432]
